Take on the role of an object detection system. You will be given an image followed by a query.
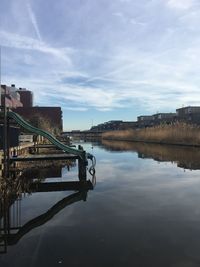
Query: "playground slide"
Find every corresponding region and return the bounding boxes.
[7,111,86,159]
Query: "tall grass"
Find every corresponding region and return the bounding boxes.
[102,122,200,146]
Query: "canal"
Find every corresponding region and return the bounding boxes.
[1,140,200,266]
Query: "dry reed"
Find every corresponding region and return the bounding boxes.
[102,122,200,146]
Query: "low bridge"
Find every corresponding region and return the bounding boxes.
[62,130,103,139]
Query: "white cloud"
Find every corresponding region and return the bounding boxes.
[1,0,200,129]
[167,0,196,10]
[113,12,124,18]
[26,1,42,41]
[130,18,146,26]
[62,107,88,112]
[0,30,73,63]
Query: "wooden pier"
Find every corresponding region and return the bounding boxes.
[10,153,79,162]
[30,180,93,192]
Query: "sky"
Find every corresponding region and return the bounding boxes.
[1,0,200,130]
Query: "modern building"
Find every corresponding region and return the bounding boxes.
[119,121,138,130]
[152,113,176,121]
[151,113,177,125]
[137,115,154,122]
[137,115,154,128]
[176,106,200,124]
[137,113,176,127]
[176,106,200,117]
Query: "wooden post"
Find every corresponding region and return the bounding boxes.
[78,145,87,181]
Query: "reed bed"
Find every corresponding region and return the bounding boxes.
[102,122,200,146]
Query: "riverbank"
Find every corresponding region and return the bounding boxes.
[102,122,200,147]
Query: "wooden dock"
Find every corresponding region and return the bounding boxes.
[30,180,93,192]
[31,144,76,148]
[10,153,79,162]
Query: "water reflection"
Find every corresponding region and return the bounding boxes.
[0,159,95,254]
[102,140,200,170]
[3,141,200,266]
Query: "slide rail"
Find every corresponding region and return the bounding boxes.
[5,111,86,159]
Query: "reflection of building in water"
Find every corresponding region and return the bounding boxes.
[138,153,166,162]
[177,162,200,170]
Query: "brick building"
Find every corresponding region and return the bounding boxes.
[1,84,23,108]
[16,88,33,107]
[15,106,63,132]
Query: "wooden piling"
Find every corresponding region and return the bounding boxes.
[78,145,87,181]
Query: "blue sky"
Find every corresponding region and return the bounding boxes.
[1,0,200,130]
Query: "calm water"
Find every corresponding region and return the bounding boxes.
[1,141,200,266]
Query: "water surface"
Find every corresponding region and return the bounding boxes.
[1,141,200,267]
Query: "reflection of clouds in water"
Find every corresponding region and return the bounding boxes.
[97,155,177,184]
[96,161,118,182]
[3,142,200,266]
[96,154,200,219]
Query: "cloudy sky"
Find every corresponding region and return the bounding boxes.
[1,0,200,130]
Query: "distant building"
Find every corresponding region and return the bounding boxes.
[137,115,154,128]
[152,113,176,120]
[119,121,138,130]
[176,106,200,124]
[137,115,154,122]
[152,113,177,125]
[176,106,200,117]
[91,120,123,132]
[16,88,33,107]
[90,120,138,132]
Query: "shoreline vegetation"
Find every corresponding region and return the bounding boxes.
[102,122,200,147]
